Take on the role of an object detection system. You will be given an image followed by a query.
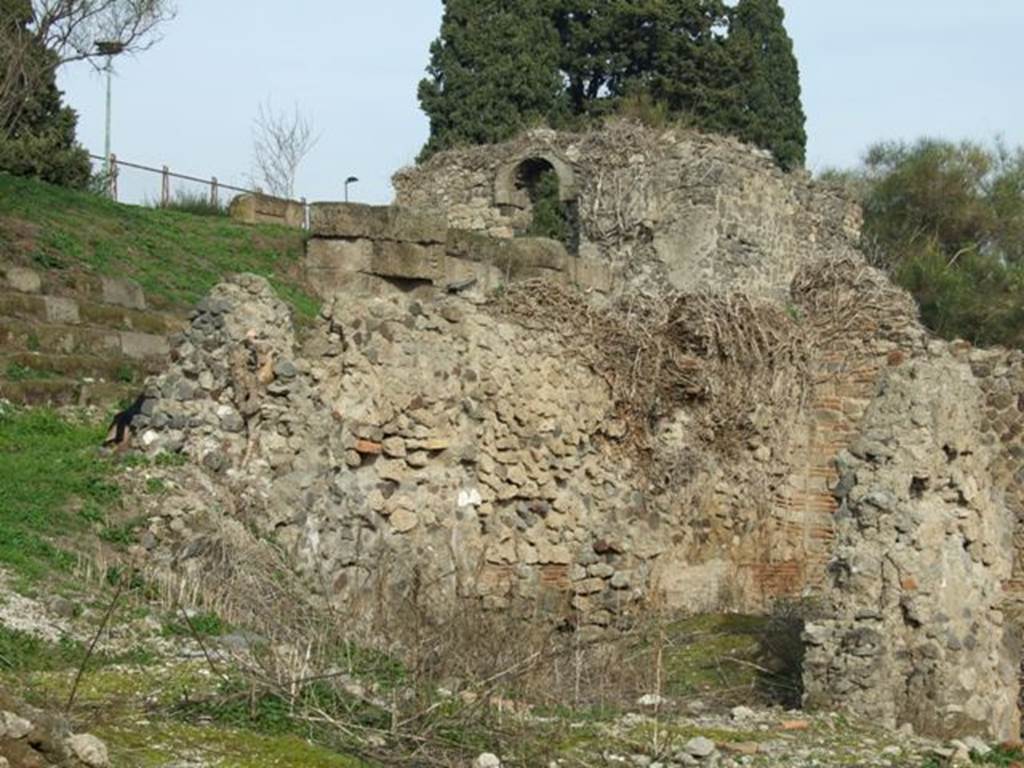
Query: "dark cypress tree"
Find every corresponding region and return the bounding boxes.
[553,0,735,123]
[418,0,808,172]
[0,0,91,187]
[417,0,565,160]
[726,0,806,169]
[636,0,739,128]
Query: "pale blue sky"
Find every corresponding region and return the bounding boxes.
[57,1,1024,206]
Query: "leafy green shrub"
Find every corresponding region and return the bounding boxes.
[4,361,38,381]
[824,138,1024,347]
[0,4,91,188]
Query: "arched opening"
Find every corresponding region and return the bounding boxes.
[495,155,580,253]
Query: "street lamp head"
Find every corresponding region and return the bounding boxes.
[95,40,126,56]
[345,176,359,184]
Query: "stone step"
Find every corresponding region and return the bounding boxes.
[1,351,151,383]
[0,289,181,335]
[0,376,138,407]
[1,263,154,310]
[0,316,164,361]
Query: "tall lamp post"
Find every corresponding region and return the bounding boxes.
[344,176,359,203]
[95,40,125,185]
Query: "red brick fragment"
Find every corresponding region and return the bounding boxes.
[354,439,383,455]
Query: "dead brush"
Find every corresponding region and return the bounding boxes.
[488,279,812,467]
[140,515,791,765]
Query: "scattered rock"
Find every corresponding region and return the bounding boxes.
[730,705,755,721]
[67,733,110,767]
[636,694,666,708]
[474,753,501,768]
[682,736,716,758]
[0,711,33,739]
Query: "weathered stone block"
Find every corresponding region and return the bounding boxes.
[370,241,443,282]
[310,203,447,243]
[504,238,567,271]
[120,331,170,360]
[44,296,79,324]
[446,228,506,263]
[306,238,375,274]
[4,266,42,294]
[229,193,305,229]
[100,277,146,310]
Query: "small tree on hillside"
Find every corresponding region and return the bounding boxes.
[0,0,90,186]
[250,101,318,200]
[0,0,175,187]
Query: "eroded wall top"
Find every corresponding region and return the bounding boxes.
[393,121,863,299]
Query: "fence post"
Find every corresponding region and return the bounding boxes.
[161,165,170,208]
[301,197,308,230]
[108,154,118,201]
[210,177,219,209]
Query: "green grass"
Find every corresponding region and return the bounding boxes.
[0,173,318,320]
[4,361,53,381]
[650,613,805,707]
[0,625,86,672]
[0,405,118,581]
[970,744,1024,765]
[99,720,370,768]
[161,611,229,639]
[148,189,228,218]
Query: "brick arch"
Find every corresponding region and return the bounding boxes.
[494,153,577,208]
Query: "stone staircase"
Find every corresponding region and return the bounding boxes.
[0,265,181,407]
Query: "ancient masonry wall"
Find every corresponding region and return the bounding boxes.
[803,350,1021,741]
[130,262,922,620]
[393,122,862,299]
[121,123,1024,740]
[131,264,1024,740]
[304,203,614,301]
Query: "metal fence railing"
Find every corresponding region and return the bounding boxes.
[89,153,309,227]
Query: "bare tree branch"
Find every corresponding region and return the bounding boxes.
[1,0,174,136]
[250,100,318,200]
[30,0,177,67]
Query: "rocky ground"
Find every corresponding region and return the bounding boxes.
[0,567,1016,767]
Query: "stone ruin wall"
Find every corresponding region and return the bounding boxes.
[131,272,850,634]
[803,346,1024,740]
[122,123,1024,740]
[303,202,615,303]
[393,121,862,299]
[131,268,1024,739]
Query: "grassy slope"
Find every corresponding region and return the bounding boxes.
[0,173,317,319]
[0,405,116,585]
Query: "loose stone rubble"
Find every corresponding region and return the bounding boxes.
[0,690,109,768]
